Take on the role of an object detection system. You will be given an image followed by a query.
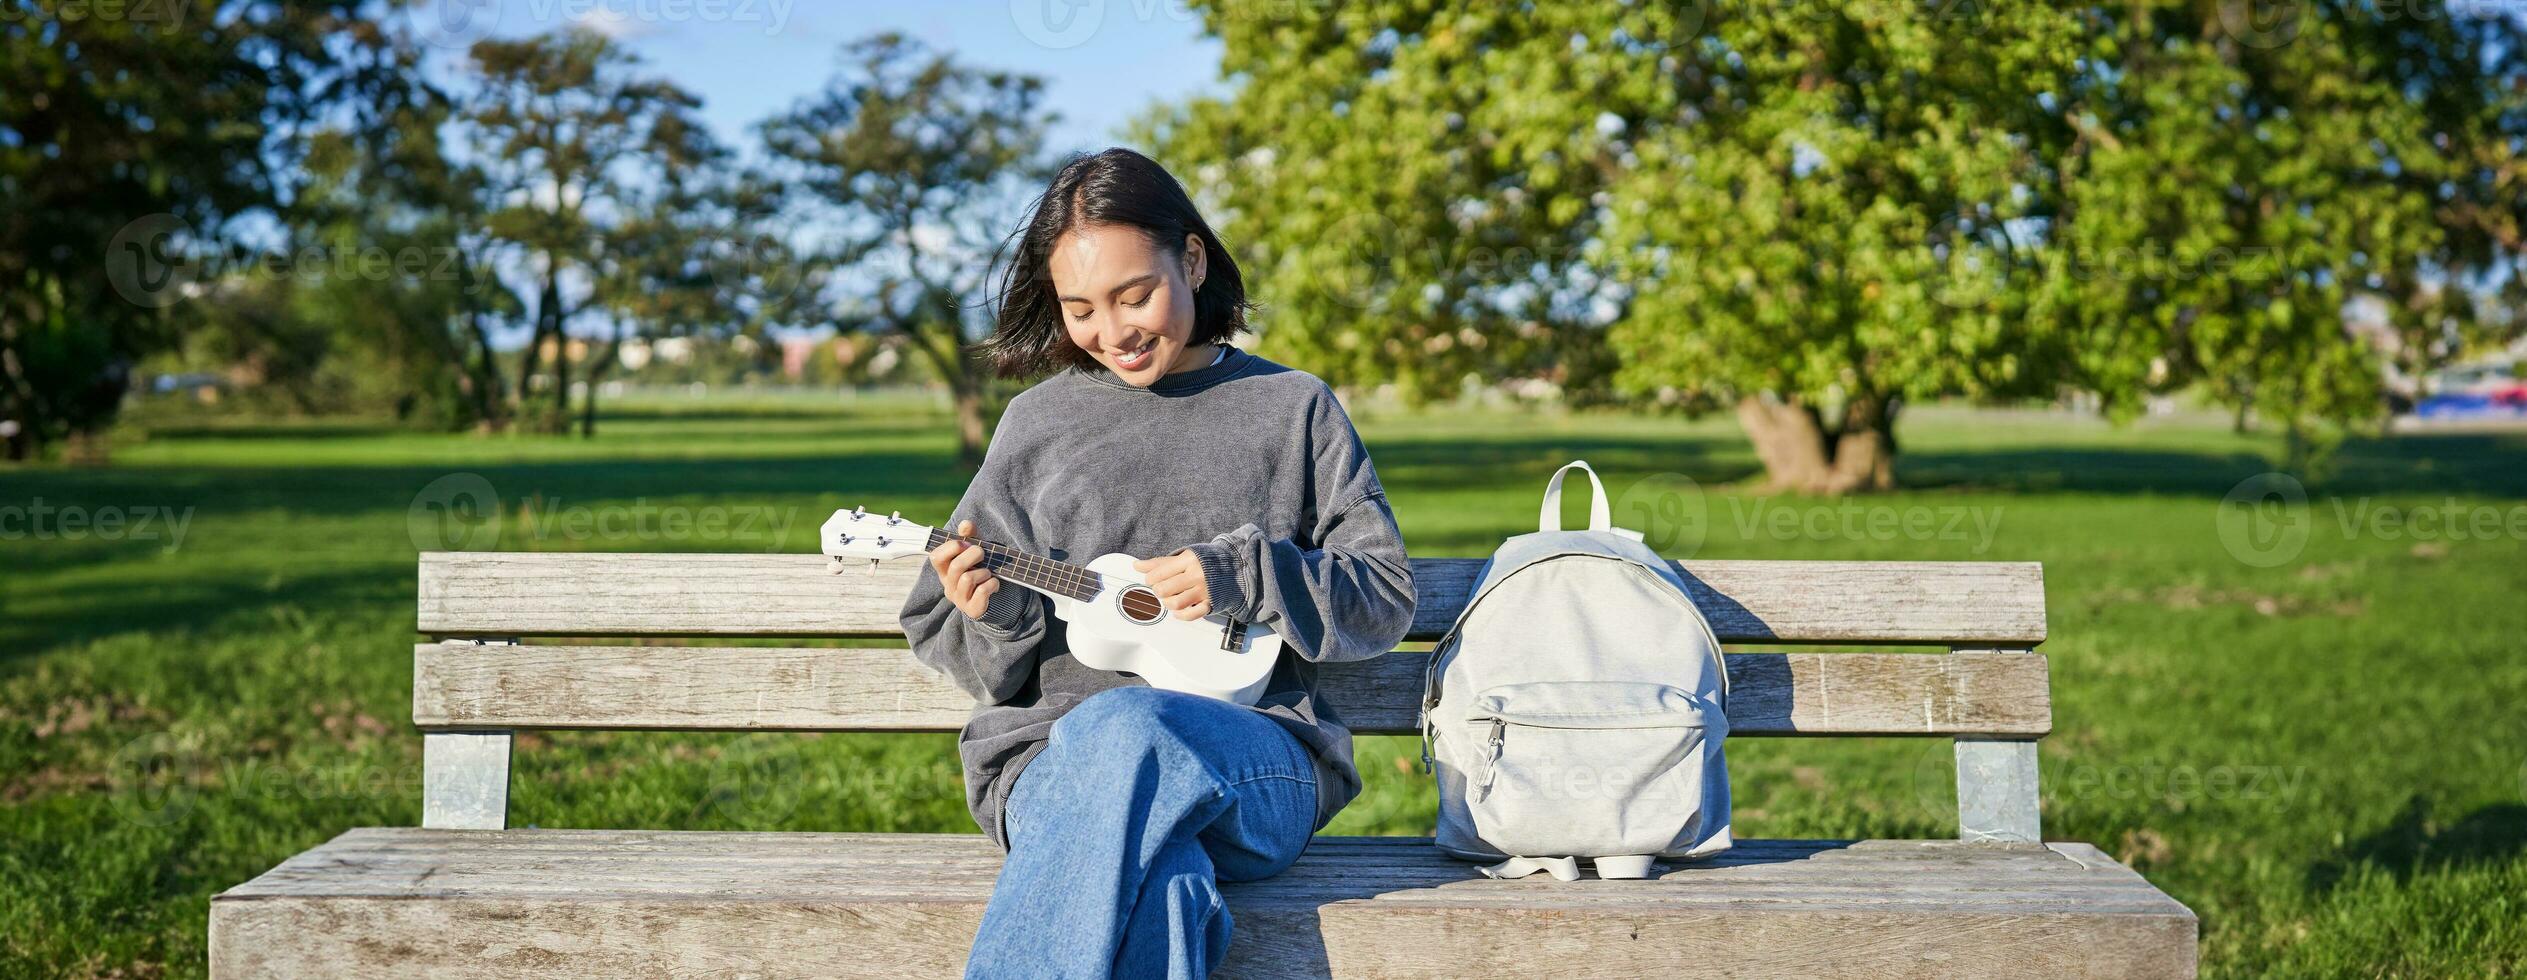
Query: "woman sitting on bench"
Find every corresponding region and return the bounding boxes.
[899,147,1418,979]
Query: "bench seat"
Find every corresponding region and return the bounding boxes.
[212,828,2196,978]
[206,552,2197,976]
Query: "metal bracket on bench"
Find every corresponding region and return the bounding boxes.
[421,638,516,830]
[423,730,513,830]
[1955,737,2041,843]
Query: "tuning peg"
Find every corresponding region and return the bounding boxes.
[853,505,865,518]
[825,559,846,575]
[888,510,902,524]
[865,559,880,576]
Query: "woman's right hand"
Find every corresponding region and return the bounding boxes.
[929,519,1002,620]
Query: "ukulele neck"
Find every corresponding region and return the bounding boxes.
[926,527,1102,603]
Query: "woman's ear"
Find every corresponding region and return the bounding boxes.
[1182,232,1207,289]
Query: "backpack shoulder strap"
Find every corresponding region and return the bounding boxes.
[1538,460,1611,533]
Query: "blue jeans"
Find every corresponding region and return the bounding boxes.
[966,686,1320,979]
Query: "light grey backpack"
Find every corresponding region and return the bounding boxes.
[1420,461,1733,881]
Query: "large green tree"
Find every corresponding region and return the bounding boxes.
[460,27,720,436]
[1134,3,1632,405]
[758,33,1053,464]
[2041,1,2524,462]
[1596,4,2089,492]
[1148,1,2524,492]
[0,0,420,459]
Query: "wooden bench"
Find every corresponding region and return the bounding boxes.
[211,552,2198,977]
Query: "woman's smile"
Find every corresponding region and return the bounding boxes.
[1109,336,1161,373]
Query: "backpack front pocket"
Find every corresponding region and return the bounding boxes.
[1463,680,1716,858]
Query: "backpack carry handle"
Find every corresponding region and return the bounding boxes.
[1539,460,1612,533]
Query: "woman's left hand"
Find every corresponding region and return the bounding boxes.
[1133,550,1211,621]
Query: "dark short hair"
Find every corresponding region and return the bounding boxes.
[981,148,1249,378]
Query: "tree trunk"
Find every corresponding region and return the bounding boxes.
[0,310,43,461]
[1734,393,1899,494]
[896,316,993,465]
[548,329,572,432]
[952,377,989,465]
[464,308,507,433]
[581,324,625,439]
[579,369,601,438]
[1735,395,1833,493]
[515,268,558,423]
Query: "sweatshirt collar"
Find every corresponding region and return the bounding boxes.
[1077,343,1253,395]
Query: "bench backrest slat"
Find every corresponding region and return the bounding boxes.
[412,642,2051,737]
[418,553,2048,645]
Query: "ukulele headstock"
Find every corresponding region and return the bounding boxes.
[820,506,936,564]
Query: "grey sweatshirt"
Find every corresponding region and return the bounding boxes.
[898,345,1418,848]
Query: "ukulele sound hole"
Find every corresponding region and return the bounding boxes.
[1117,586,1166,624]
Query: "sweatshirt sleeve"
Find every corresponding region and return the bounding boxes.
[1187,389,1417,664]
[898,427,1048,705]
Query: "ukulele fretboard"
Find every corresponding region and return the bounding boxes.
[925,528,1102,603]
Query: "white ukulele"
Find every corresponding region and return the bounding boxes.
[821,506,1282,705]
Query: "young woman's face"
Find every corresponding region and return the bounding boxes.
[1049,223,1212,387]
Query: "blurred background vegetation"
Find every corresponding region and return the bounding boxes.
[6,1,2527,977]
[7,1,2524,477]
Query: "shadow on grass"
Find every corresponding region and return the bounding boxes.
[0,451,977,524]
[1903,433,2527,498]
[134,421,417,442]
[1369,432,1762,490]
[0,561,411,664]
[2307,797,2527,894]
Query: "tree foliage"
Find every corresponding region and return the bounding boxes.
[758,32,1052,463]
[1148,1,2527,491]
[459,26,720,436]
[0,0,420,458]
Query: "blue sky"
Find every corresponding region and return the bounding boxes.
[402,0,1232,346]
[414,0,1229,155]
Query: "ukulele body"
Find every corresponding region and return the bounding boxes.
[1036,553,1281,706]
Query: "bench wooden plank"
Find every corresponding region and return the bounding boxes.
[412,643,2053,736]
[211,829,2195,979]
[418,553,2047,645]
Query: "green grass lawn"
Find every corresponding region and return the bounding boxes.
[4,396,2524,977]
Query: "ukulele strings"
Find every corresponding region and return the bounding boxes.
[926,527,1101,601]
